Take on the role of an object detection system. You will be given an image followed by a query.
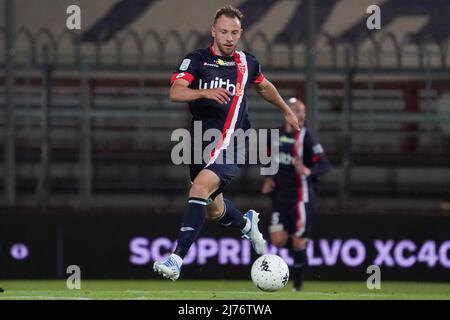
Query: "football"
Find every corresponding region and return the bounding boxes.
[251,254,289,292]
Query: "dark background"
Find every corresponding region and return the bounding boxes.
[2,210,449,281]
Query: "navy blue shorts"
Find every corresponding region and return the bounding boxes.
[190,141,248,200]
[269,199,315,238]
[190,162,243,200]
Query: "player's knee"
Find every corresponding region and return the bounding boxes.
[270,232,288,248]
[189,182,210,199]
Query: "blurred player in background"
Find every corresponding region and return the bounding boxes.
[262,97,331,291]
[153,5,300,280]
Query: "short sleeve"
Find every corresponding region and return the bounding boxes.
[306,130,326,162]
[170,52,202,85]
[251,56,265,84]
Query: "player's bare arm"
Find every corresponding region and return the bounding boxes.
[255,78,300,131]
[170,79,233,104]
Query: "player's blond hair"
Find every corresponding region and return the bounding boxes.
[214,5,244,25]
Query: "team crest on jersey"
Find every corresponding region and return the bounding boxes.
[235,83,244,97]
[238,63,246,75]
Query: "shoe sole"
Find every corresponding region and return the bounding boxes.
[153,263,179,281]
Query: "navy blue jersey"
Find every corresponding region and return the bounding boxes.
[269,126,330,204]
[171,45,264,148]
[171,45,264,187]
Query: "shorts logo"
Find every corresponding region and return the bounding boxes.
[179,59,191,71]
[176,72,186,79]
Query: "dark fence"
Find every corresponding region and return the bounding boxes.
[1,29,450,212]
[1,28,449,70]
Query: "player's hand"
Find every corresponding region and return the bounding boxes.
[261,177,276,194]
[294,157,311,176]
[201,88,233,104]
[283,109,300,131]
[301,166,311,176]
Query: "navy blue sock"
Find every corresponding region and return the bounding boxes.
[217,198,247,230]
[292,248,307,289]
[174,197,207,258]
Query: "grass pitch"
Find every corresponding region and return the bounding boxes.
[0,280,449,300]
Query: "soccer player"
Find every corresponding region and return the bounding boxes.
[153,5,300,281]
[261,97,331,291]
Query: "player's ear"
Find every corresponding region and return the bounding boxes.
[211,25,216,38]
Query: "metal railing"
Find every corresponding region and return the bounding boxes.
[1,29,450,213]
[1,28,449,70]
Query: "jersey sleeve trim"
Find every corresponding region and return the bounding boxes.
[312,154,323,163]
[253,73,265,84]
[170,72,195,85]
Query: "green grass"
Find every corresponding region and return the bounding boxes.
[0,280,449,300]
